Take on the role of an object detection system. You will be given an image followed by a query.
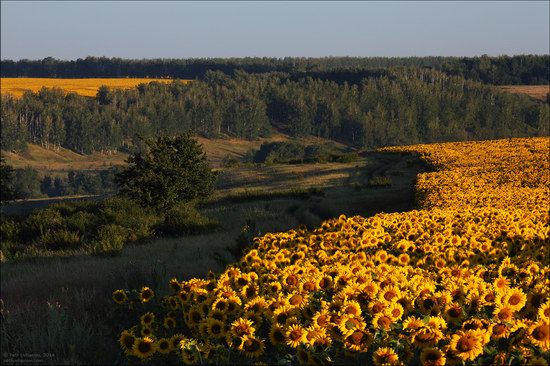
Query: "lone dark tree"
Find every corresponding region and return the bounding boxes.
[0,158,18,202]
[115,133,217,210]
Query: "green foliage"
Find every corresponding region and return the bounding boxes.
[253,141,356,164]
[64,211,99,236]
[38,229,81,250]
[156,203,219,237]
[2,64,548,155]
[13,167,42,199]
[116,133,218,210]
[91,224,128,256]
[0,158,18,202]
[98,197,158,240]
[21,208,64,241]
[368,175,393,187]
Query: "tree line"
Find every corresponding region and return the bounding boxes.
[1,55,548,85]
[2,68,548,154]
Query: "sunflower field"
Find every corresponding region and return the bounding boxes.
[112,137,549,365]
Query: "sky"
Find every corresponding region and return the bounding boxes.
[1,1,549,60]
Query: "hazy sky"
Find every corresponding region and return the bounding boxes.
[1,1,549,60]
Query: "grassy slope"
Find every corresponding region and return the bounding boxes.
[1,134,348,174]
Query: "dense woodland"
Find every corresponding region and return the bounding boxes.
[1,67,548,154]
[2,55,549,84]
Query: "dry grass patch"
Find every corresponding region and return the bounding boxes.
[498,85,549,101]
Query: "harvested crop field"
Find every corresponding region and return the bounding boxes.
[0,77,183,97]
[498,85,550,101]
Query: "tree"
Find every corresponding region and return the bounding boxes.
[0,158,18,202]
[115,133,217,210]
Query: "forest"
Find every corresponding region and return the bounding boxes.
[1,54,549,84]
[1,67,548,154]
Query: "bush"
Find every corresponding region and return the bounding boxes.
[98,197,158,241]
[91,224,128,256]
[221,154,240,167]
[21,208,64,240]
[368,175,392,187]
[38,229,81,250]
[64,211,99,236]
[157,203,219,237]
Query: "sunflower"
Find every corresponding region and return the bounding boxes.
[140,312,155,327]
[493,277,510,292]
[340,299,362,317]
[420,347,446,366]
[403,316,424,331]
[169,278,181,292]
[287,292,309,310]
[119,330,136,356]
[244,310,264,328]
[527,320,550,351]
[244,296,269,314]
[181,349,198,365]
[230,318,256,338]
[373,347,400,366]
[286,324,307,348]
[343,330,372,352]
[112,289,128,305]
[502,288,527,311]
[385,302,405,322]
[186,305,203,328]
[178,291,193,305]
[379,286,401,303]
[268,324,286,346]
[132,337,157,359]
[489,323,511,340]
[443,303,464,325]
[372,313,392,331]
[304,325,327,345]
[226,296,243,314]
[318,275,334,291]
[448,330,484,361]
[296,347,310,365]
[139,287,154,303]
[338,314,366,338]
[493,305,514,323]
[168,295,180,310]
[311,309,331,329]
[412,327,442,349]
[273,305,295,326]
[538,300,550,321]
[157,338,171,354]
[141,325,154,337]
[164,316,176,329]
[240,336,265,359]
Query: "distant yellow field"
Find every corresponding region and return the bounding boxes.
[0,78,183,98]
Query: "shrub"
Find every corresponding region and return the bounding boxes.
[64,211,99,236]
[98,197,158,240]
[21,208,64,240]
[221,154,240,167]
[91,224,128,256]
[368,175,392,187]
[116,133,218,210]
[157,203,219,237]
[38,229,81,250]
[0,217,20,242]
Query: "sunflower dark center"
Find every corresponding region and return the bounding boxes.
[457,337,475,352]
[533,325,549,341]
